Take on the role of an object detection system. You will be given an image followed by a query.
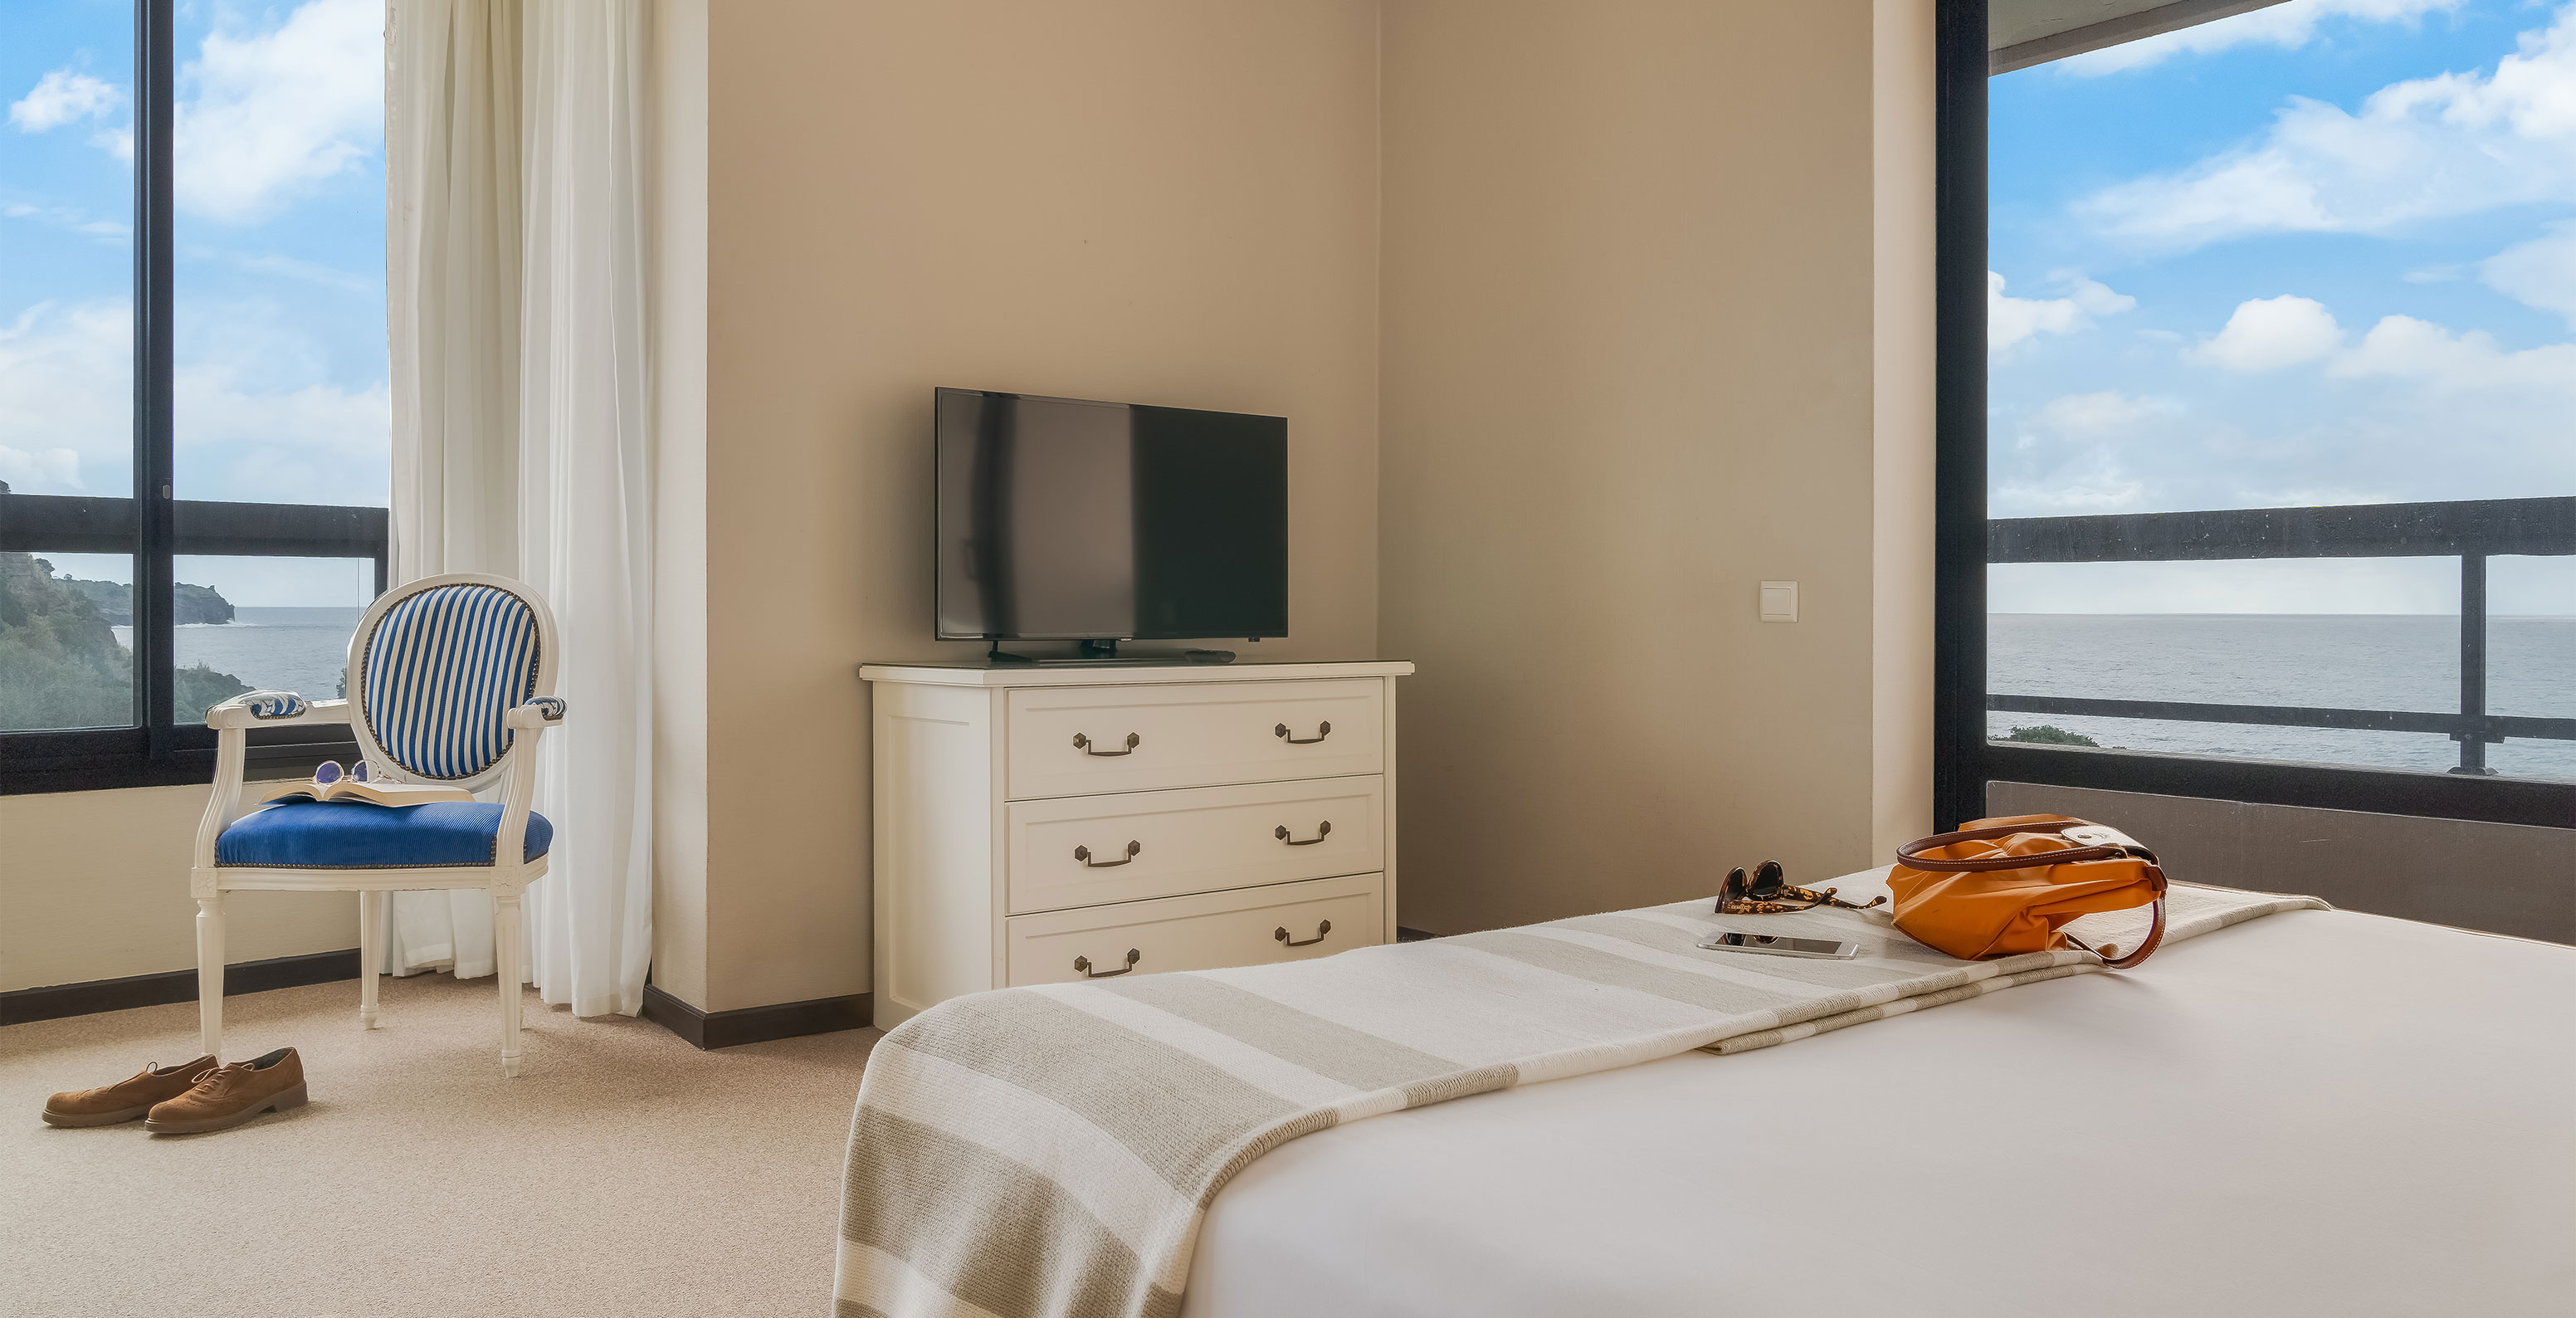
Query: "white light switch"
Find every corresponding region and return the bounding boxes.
[1759,580,1798,622]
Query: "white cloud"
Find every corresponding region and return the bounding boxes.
[0,302,128,496]
[2330,312,2576,392]
[165,0,383,223]
[2032,389,2174,438]
[1989,271,2138,354]
[1992,390,2181,514]
[0,299,388,505]
[2187,295,2344,371]
[0,445,85,490]
[2481,221,2576,326]
[2061,0,2467,76]
[0,200,129,241]
[2078,4,2576,249]
[8,69,122,132]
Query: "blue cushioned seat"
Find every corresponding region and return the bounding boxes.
[216,801,554,869]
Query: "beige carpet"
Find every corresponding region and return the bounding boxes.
[0,973,877,1317]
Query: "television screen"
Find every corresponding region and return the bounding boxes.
[935,388,1288,642]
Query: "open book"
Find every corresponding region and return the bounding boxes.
[250,760,474,808]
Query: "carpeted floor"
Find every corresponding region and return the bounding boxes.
[0,972,877,1317]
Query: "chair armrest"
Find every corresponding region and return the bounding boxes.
[204,693,354,730]
[504,697,568,731]
[492,699,568,885]
[195,696,349,875]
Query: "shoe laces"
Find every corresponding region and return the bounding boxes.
[187,1062,251,1098]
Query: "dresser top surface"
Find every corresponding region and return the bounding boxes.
[859,659,1413,688]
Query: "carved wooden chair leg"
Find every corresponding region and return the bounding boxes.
[495,891,525,1077]
[357,890,383,1028]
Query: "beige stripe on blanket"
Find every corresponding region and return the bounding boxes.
[835,871,2325,1318]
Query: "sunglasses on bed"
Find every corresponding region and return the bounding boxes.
[1717,860,1886,915]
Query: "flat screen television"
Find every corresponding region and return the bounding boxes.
[935,388,1288,652]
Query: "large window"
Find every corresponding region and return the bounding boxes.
[1935,0,2573,830]
[1,0,388,792]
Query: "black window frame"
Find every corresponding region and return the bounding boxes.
[0,0,388,796]
[1933,0,2575,832]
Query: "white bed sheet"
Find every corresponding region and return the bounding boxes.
[1181,909,2576,1318]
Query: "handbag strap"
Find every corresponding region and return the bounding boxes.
[1894,819,2129,872]
[2065,891,2167,969]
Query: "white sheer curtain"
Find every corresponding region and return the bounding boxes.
[384,0,654,1017]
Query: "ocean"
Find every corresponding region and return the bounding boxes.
[114,609,2574,781]
[116,607,368,705]
[1989,614,2576,782]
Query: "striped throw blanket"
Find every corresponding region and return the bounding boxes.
[835,872,2324,1318]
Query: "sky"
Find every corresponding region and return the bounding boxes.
[1988,0,2576,615]
[2,0,385,607]
[3,1,2570,615]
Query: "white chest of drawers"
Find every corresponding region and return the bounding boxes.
[861,660,1412,1030]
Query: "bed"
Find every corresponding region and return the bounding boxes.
[1179,906,2576,1318]
[837,881,2576,1318]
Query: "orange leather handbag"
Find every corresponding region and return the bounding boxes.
[1887,814,2168,968]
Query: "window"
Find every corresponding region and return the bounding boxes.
[1,0,388,792]
[1934,0,2574,831]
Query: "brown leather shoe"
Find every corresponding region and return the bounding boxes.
[144,1047,307,1135]
[42,1056,218,1127]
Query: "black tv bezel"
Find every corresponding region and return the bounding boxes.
[932,387,1289,643]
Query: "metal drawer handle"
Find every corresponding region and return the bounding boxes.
[1276,920,1332,948]
[1274,821,1332,847]
[1275,720,1331,745]
[1074,949,1141,978]
[1074,732,1140,757]
[1075,841,1142,867]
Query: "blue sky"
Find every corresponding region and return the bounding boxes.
[2,0,384,606]
[5,1,2569,615]
[1989,0,2576,615]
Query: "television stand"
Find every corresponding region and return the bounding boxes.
[985,641,1238,666]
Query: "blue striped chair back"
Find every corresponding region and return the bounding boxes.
[358,582,544,781]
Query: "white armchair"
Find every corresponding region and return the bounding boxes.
[191,572,567,1076]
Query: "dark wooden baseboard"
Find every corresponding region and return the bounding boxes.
[0,949,360,1028]
[641,983,871,1050]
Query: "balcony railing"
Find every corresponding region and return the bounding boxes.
[0,491,390,588]
[1986,495,2576,776]
[0,488,389,792]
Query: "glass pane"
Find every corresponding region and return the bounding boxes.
[0,551,136,730]
[2,2,135,500]
[2487,556,2576,783]
[1988,3,2576,782]
[171,554,371,725]
[170,0,388,510]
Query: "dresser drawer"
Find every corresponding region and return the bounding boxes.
[1005,678,1385,798]
[1007,777,1383,914]
[1005,872,1383,988]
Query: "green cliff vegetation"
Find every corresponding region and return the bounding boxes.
[1998,725,2103,747]
[0,554,251,730]
[58,576,235,625]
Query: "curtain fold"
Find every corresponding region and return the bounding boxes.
[518,1,656,1018]
[383,0,653,1017]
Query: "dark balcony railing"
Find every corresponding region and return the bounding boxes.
[0,491,389,592]
[0,488,389,792]
[1987,495,2576,777]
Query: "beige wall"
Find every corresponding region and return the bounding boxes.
[648,0,713,1011]
[0,787,355,993]
[688,0,1384,1011]
[1872,0,1938,862]
[1379,0,1926,935]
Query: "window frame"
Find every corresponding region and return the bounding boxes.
[1931,0,2575,832]
[0,0,387,796]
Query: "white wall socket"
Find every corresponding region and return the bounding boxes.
[1759,580,1798,622]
